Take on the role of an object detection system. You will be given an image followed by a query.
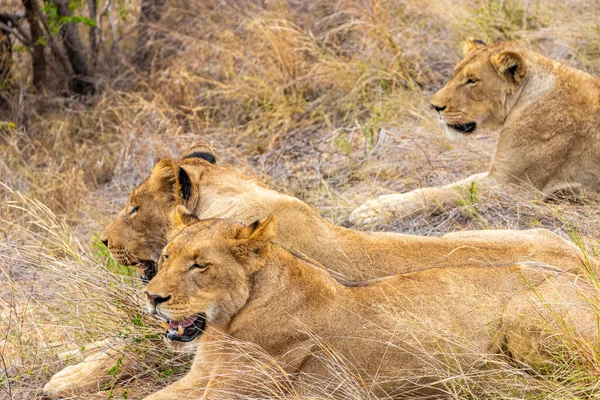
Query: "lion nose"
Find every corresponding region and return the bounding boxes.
[146,293,171,306]
[431,103,446,112]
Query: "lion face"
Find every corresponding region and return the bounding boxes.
[144,208,277,342]
[100,185,172,282]
[100,152,215,283]
[431,39,527,135]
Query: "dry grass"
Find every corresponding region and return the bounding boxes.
[3,0,600,398]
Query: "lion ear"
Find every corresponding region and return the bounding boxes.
[172,205,199,231]
[463,38,486,55]
[491,50,527,85]
[149,159,178,197]
[177,166,193,202]
[182,150,216,164]
[149,159,198,204]
[234,215,277,258]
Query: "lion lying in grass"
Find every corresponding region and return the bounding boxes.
[141,208,598,399]
[43,152,589,398]
[100,152,585,282]
[350,39,600,226]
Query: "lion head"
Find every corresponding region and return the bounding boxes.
[431,39,527,135]
[100,151,216,283]
[144,206,277,342]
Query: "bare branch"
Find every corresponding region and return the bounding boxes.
[0,21,31,47]
[22,0,46,92]
[0,12,31,47]
[87,0,98,70]
[28,0,72,75]
[50,0,94,94]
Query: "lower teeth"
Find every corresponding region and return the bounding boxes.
[177,326,184,335]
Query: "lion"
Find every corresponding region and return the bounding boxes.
[43,151,590,398]
[100,152,586,282]
[350,39,600,226]
[141,209,598,399]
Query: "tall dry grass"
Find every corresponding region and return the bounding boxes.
[3,191,600,399]
[3,0,600,398]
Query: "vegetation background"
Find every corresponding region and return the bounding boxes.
[2,0,600,398]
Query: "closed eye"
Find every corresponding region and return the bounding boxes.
[190,263,209,272]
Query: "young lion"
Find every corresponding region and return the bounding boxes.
[141,208,598,399]
[43,152,589,398]
[100,152,585,283]
[350,39,600,226]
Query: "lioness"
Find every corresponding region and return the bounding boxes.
[101,152,585,283]
[142,208,597,399]
[43,152,588,398]
[350,39,600,226]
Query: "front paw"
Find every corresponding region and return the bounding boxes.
[43,345,131,398]
[349,194,425,226]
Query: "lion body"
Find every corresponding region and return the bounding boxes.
[350,41,600,225]
[143,217,597,399]
[482,43,600,194]
[44,154,590,398]
[102,157,586,281]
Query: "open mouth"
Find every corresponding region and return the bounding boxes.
[447,122,476,133]
[160,314,206,342]
[133,260,156,284]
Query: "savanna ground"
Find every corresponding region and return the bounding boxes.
[2,0,600,398]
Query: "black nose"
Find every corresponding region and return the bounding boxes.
[101,239,108,248]
[432,103,446,112]
[146,293,171,306]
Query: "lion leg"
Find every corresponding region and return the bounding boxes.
[143,355,212,400]
[542,181,584,202]
[497,274,598,372]
[43,339,134,398]
[350,172,491,226]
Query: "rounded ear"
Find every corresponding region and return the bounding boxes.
[148,159,196,203]
[490,50,527,85]
[148,159,178,196]
[234,215,278,258]
[182,150,216,164]
[172,205,199,231]
[463,38,486,55]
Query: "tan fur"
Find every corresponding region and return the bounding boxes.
[142,214,598,399]
[101,156,586,281]
[42,343,135,398]
[350,40,600,225]
[44,155,589,398]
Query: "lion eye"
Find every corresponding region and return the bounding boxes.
[465,77,479,85]
[129,206,139,216]
[190,263,209,272]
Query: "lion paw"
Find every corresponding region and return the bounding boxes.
[349,194,425,226]
[43,346,131,398]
